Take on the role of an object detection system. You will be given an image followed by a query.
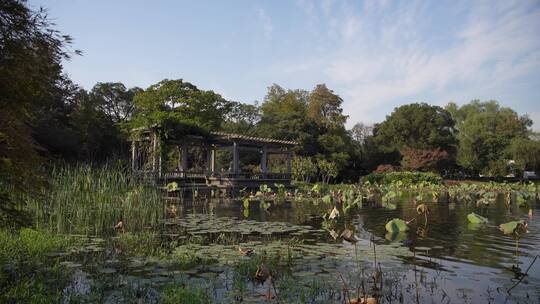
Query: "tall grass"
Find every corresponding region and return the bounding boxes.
[28,164,165,235]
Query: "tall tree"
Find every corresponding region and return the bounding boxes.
[446,100,531,174]
[90,82,142,124]
[351,122,373,145]
[0,0,77,225]
[131,79,232,132]
[509,137,540,172]
[221,101,260,135]
[257,84,315,145]
[373,103,456,152]
[307,84,348,129]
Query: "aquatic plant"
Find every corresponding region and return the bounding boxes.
[467,212,488,224]
[385,219,409,233]
[28,164,165,235]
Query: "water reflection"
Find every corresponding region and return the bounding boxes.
[171,196,540,302]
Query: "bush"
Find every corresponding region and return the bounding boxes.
[360,171,443,185]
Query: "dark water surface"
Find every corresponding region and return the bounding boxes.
[174,197,540,303]
[59,196,539,303]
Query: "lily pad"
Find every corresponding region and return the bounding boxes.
[499,220,527,235]
[467,212,488,224]
[385,218,409,233]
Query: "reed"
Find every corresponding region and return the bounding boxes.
[28,164,165,235]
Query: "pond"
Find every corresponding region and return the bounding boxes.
[48,193,539,303]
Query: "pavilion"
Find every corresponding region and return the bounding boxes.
[130,126,297,190]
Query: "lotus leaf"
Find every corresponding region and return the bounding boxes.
[328,207,339,219]
[467,212,488,224]
[385,218,409,233]
[322,194,332,204]
[166,182,178,192]
[499,220,528,235]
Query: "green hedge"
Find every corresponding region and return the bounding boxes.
[360,171,443,185]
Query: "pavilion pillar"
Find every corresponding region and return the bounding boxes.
[232,141,239,174]
[210,148,216,174]
[152,132,158,174]
[131,140,138,171]
[181,142,188,178]
[261,146,268,177]
[158,140,162,178]
[286,149,292,175]
[206,144,214,175]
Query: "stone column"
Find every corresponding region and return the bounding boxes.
[232,142,239,174]
[210,148,216,174]
[181,142,188,178]
[286,149,292,175]
[261,145,268,177]
[131,140,137,171]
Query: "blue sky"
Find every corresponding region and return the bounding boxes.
[31,0,540,130]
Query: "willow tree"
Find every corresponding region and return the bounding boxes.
[446,100,532,174]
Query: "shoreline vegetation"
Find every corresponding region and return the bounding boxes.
[1,1,540,303]
[1,166,538,302]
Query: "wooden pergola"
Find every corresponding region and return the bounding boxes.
[130,127,297,189]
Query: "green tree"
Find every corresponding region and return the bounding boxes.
[316,159,338,184]
[90,82,142,124]
[221,101,260,135]
[292,156,317,183]
[307,84,348,129]
[131,79,231,132]
[446,100,531,174]
[373,103,456,152]
[0,0,77,225]
[257,84,312,140]
[509,137,540,172]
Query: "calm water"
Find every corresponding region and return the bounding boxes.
[174,197,540,303]
[59,196,540,303]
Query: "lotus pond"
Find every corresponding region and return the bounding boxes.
[3,175,540,303]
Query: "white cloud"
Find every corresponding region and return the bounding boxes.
[284,0,540,128]
[256,8,273,40]
[530,112,540,132]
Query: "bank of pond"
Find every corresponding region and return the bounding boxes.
[1,166,539,303]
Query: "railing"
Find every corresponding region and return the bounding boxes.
[216,172,291,180]
[134,170,291,181]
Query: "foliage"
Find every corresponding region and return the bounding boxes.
[292,156,317,183]
[90,82,142,123]
[499,220,527,235]
[161,284,211,304]
[400,147,451,172]
[316,159,339,184]
[509,137,540,172]
[446,100,531,174]
[0,228,75,265]
[131,79,231,132]
[361,171,443,185]
[221,101,260,135]
[373,164,398,174]
[351,122,373,145]
[307,84,348,129]
[28,164,164,235]
[373,103,456,152]
[0,0,76,226]
[0,229,78,303]
[385,218,409,233]
[467,213,488,224]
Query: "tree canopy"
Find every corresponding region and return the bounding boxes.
[373,103,456,152]
[446,100,532,173]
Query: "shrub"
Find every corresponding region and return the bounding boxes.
[360,171,443,185]
[373,164,398,174]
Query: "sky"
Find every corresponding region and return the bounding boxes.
[30,0,540,130]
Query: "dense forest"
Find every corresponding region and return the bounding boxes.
[1,1,540,224]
